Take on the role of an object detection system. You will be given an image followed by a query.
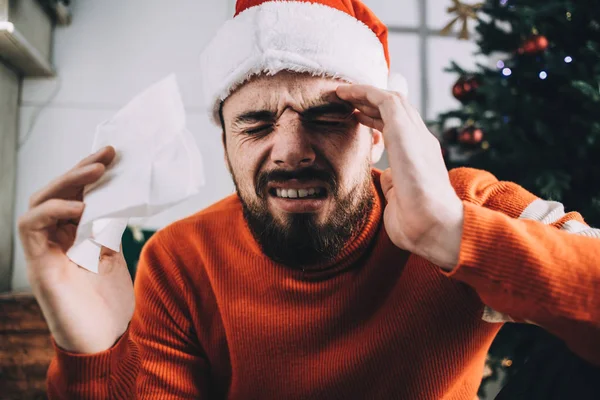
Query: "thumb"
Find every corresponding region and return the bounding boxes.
[99,243,121,259]
[98,244,127,275]
[380,168,394,200]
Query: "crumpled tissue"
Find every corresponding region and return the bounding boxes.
[67,74,205,273]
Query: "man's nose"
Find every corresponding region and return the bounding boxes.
[270,117,316,169]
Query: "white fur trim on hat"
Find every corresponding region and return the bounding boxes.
[200,1,392,124]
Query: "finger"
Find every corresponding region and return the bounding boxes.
[29,146,115,207]
[338,85,420,180]
[352,104,381,119]
[29,163,106,208]
[354,111,385,132]
[33,146,115,204]
[337,84,408,135]
[19,200,84,233]
[336,84,392,109]
[74,146,116,169]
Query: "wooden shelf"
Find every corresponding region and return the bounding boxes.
[0,0,55,77]
[0,22,54,76]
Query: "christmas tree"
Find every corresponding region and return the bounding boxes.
[439,0,600,221]
[437,0,600,397]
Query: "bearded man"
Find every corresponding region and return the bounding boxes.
[18,0,600,399]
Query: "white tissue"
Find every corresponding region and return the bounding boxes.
[67,74,205,273]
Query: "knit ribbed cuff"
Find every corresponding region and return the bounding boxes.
[52,327,134,384]
[443,202,517,289]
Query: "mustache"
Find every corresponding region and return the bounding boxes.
[256,167,337,198]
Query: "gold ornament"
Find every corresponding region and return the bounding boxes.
[441,0,483,40]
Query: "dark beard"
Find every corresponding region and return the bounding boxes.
[234,164,374,269]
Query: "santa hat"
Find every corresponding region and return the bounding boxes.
[200,0,408,124]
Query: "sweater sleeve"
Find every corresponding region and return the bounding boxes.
[447,168,600,366]
[47,233,211,399]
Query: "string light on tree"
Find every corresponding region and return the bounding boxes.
[501,358,513,368]
[502,67,512,76]
[564,56,573,63]
[497,60,505,69]
[539,71,548,80]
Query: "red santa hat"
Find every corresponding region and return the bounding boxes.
[201,0,408,124]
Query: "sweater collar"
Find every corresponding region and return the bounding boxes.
[240,168,384,280]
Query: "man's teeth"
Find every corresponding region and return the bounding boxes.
[275,188,321,198]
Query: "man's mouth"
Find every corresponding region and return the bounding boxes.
[269,187,326,199]
[265,181,329,213]
[267,179,331,214]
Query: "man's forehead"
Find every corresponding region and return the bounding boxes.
[256,91,346,112]
[233,72,348,110]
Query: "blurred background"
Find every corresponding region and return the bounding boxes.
[1,0,599,398]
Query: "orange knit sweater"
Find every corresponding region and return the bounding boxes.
[47,168,600,399]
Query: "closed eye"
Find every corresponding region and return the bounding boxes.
[245,125,273,135]
[304,118,351,131]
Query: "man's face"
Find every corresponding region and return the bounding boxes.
[221,72,383,268]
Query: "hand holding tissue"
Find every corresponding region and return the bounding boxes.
[67,75,205,273]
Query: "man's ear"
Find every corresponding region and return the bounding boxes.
[370,129,385,164]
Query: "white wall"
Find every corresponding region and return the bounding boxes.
[12,0,236,290]
[12,0,482,290]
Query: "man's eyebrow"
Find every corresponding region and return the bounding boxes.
[301,102,354,119]
[233,110,277,126]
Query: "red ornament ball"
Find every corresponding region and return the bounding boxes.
[452,76,481,102]
[458,130,471,143]
[458,126,484,146]
[534,35,549,51]
[452,81,466,99]
[518,35,549,54]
